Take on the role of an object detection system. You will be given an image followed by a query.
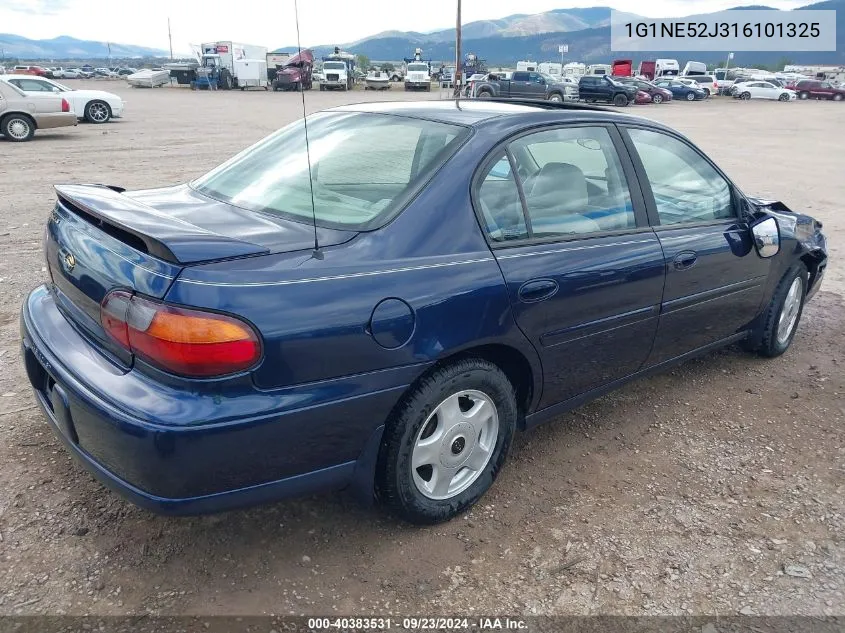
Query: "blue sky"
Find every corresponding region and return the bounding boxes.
[2,0,809,52]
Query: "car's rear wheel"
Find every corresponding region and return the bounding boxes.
[834,94,843,101]
[686,91,696,101]
[799,91,809,99]
[652,93,663,104]
[779,93,790,101]
[745,263,808,358]
[377,359,517,524]
[740,92,751,100]
[613,93,628,107]
[85,100,111,123]
[1,114,35,142]
[477,90,492,99]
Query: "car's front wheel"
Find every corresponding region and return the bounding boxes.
[779,93,790,101]
[799,91,809,99]
[834,94,843,101]
[613,93,628,106]
[686,91,696,101]
[85,100,111,123]
[652,93,663,104]
[746,263,808,358]
[377,359,517,524]
[740,92,751,100]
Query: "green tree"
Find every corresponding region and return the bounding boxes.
[381,62,395,73]
[775,57,793,71]
[355,54,370,71]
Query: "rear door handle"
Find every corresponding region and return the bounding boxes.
[518,278,559,303]
[673,251,698,270]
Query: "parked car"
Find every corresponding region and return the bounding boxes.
[681,74,718,95]
[93,68,119,78]
[654,79,707,101]
[614,77,673,103]
[0,80,77,141]
[790,80,845,101]
[473,71,574,102]
[20,100,827,523]
[578,75,638,106]
[1,75,125,123]
[732,81,796,101]
[13,65,49,77]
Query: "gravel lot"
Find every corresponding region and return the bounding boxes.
[0,82,842,618]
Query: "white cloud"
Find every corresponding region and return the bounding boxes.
[0,0,811,54]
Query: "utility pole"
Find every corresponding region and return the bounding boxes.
[168,17,174,60]
[454,0,461,98]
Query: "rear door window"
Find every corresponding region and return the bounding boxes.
[476,153,528,242]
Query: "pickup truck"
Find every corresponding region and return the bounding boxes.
[472,71,574,102]
[578,75,638,106]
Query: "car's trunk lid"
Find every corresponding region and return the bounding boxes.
[46,184,356,365]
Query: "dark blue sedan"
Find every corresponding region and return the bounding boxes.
[21,100,827,524]
[654,78,708,101]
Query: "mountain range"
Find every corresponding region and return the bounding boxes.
[3,1,843,65]
[0,34,168,60]
[288,0,844,66]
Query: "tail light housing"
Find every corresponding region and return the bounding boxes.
[61,98,70,112]
[101,290,261,378]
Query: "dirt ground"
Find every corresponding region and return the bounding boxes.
[0,82,842,618]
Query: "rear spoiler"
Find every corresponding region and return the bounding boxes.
[54,184,269,264]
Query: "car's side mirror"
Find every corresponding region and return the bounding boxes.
[751,216,780,258]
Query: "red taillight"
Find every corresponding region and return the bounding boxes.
[101,290,261,377]
[61,98,70,112]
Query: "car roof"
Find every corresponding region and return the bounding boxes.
[328,99,652,128]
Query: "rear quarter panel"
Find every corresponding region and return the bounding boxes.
[166,125,543,402]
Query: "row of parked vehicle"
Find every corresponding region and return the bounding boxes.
[465,69,844,106]
[0,73,125,141]
[0,65,139,79]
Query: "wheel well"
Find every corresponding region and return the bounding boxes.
[801,251,825,289]
[1,111,37,130]
[432,344,534,421]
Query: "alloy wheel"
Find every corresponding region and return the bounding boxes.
[410,390,498,500]
[776,277,802,345]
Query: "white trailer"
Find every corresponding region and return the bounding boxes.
[199,41,269,89]
[538,62,562,79]
[234,59,269,90]
[516,60,538,72]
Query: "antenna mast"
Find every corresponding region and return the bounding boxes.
[168,18,174,61]
[294,0,322,259]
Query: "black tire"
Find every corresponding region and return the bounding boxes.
[779,93,790,101]
[745,263,808,358]
[740,92,751,101]
[548,92,563,103]
[84,100,111,124]
[686,91,696,101]
[477,90,492,99]
[1,113,36,141]
[377,359,517,525]
[652,93,663,104]
[219,70,233,90]
[799,91,809,100]
[613,93,628,107]
[834,94,843,101]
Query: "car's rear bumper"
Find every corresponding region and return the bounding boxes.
[35,112,78,130]
[21,285,421,515]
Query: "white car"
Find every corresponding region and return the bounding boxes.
[676,77,701,88]
[732,81,796,101]
[0,74,124,123]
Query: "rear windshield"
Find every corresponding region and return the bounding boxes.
[191,112,468,230]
